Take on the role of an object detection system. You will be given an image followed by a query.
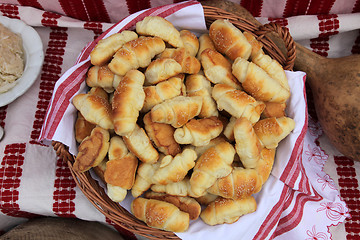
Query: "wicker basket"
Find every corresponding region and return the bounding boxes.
[52,5,296,240]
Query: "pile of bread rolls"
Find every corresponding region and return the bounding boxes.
[72,16,295,233]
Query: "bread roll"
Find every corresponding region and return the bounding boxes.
[243,31,263,60]
[159,47,200,74]
[90,30,138,66]
[108,37,165,76]
[131,197,189,232]
[196,33,216,60]
[143,113,181,157]
[200,48,241,90]
[123,124,159,164]
[151,177,197,197]
[86,65,122,93]
[144,192,201,220]
[144,58,182,85]
[153,148,197,185]
[209,19,252,61]
[223,116,236,142]
[190,141,235,197]
[255,148,276,186]
[150,96,202,128]
[108,136,128,161]
[73,127,110,172]
[142,74,183,112]
[253,117,295,149]
[261,102,287,118]
[232,57,290,103]
[136,16,183,48]
[200,196,257,225]
[180,30,199,57]
[112,70,145,136]
[131,160,162,198]
[93,158,107,183]
[190,135,227,157]
[75,112,95,143]
[174,117,223,146]
[107,184,128,202]
[185,73,218,118]
[212,83,265,124]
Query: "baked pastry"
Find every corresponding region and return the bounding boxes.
[75,112,95,143]
[261,102,287,118]
[107,184,128,203]
[73,127,110,172]
[144,58,182,85]
[232,57,290,103]
[131,160,162,198]
[112,69,145,136]
[212,83,265,124]
[255,148,276,186]
[72,91,114,130]
[209,19,252,61]
[150,96,203,128]
[153,148,197,185]
[253,117,295,149]
[190,141,235,197]
[173,116,223,146]
[200,196,257,225]
[144,192,201,220]
[243,31,263,60]
[185,73,218,118]
[190,135,227,157]
[180,30,199,57]
[108,136,128,161]
[86,65,122,93]
[131,197,190,232]
[234,117,263,169]
[136,16,183,48]
[223,116,236,142]
[123,124,159,164]
[196,33,216,60]
[108,36,165,76]
[90,30,138,66]
[142,74,183,112]
[143,113,181,157]
[151,177,197,197]
[200,48,241,90]
[159,47,201,74]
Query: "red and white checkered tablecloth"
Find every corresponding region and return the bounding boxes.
[0,1,359,239]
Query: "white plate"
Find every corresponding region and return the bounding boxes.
[0,15,44,107]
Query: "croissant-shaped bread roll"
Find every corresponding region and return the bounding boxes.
[75,112,95,143]
[123,124,159,164]
[93,158,107,183]
[174,117,223,146]
[107,184,128,202]
[223,116,236,142]
[212,83,265,124]
[207,167,262,199]
[144,58,182,85]
[108,136,128,161]
[73,127,110,172]
[153,148,197,185]
[190,141,235,197]
[72,91,114,130]
[143,113,181,157]
[151,177,197,197]
[131,197,190,232]
[200,196,257,225]
[261,102,287,118]
[243,31,263,60]
[131,160,162,198]
[159,47,201,74]
[232,57,290,103]
[190,135,227,157]
[209,19,252,61]
[195,192,218,205]
[88,86,109,99]
[256,148,275,186]
[108,37,165,76]
[90,30,138,66]
[253,117,295,149]
[185,73,218,118]
[136,16,183,48]
[200,48,241,90]
[150,96,202,128]
[234,117,263,169]
[144,192,201,220]
[86,65,123,93]
[180,30,199,57]
[104,153,138,190]
[112,70,145,136]
[142,74,183,113]
[196,33,216,60]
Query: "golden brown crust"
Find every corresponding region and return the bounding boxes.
[261,102,287,118]
[196,33,216,60]
[144,58,182,85]
[180,30,199,57]
[75,112,96,143]
[159,47,201,74]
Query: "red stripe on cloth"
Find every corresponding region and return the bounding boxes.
[17,0,43,10]
[59,0,89,21]
[353,0,360,12]
[30,26,68,145]
[83,0,110,23]
[0,143,38,219]
[52,157,76,218]
[41,11,62,27]
[307,0,336,15]
[268,17,289,27]
[84,22,104,40]
[105,218,137,240]
[334,156,360,238]
[0,106,7,128]
[253,185,291,239]
[0,3,20,19]
[126,0,151,14]
[283,0,311,17]
[240,0,264,17]
[351,30,360,54]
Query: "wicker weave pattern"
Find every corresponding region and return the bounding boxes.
[52,6,296,240]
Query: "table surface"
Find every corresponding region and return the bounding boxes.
[0,1,359,240]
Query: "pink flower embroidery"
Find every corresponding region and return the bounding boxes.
[317,202,346,221]
[306,225,328,240]
[317,173,337,191]
[304,144,328,165]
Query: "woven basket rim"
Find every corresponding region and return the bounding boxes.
[52,5,296,240]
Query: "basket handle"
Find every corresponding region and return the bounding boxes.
[52,141,74,162]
